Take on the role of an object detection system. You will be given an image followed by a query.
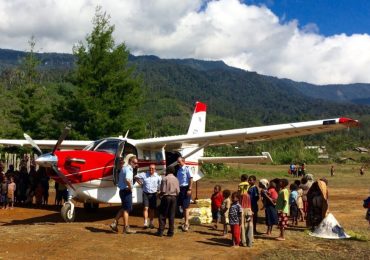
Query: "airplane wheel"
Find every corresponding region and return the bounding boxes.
[61,202,75,222]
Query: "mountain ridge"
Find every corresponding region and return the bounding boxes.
[1,47,370,107]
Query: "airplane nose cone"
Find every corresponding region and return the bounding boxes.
[35,154,58,168]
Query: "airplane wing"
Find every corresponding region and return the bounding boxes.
[134,117,359,150]
[199,152,273,164]
[0,139,91,150]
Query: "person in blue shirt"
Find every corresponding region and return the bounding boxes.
[289,183,299,226]
[135,164,162,229]
[176,157,193,232]
[110,156,138,234]
[248,175,260,234]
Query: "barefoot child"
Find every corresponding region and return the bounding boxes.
[211,185,223,230]
[229,192,242,247]
[221,189,231,236]
[7,177,16,209]
[276,179,289,241]
[1,177,8,209]
[260,179,278,236]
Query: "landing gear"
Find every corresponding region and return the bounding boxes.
[61,201,75,222]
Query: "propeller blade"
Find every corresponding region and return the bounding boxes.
[23,133,43,155]
[52,125,71,155]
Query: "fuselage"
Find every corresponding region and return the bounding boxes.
[41,137,196,204]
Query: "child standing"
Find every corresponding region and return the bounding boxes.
[248,175,259,234]
[295,180,304,222]
[238,174,249,194]
[276,179,289,241]
[240,189,253,247]
[1,177,8,209]
[229,192,242,247]
[7,177,16,209]
[260,179,278,236]
[289,184,299,226]
[221,189,231,236]
[211,185,223,230]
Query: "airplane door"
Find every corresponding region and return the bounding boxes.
[113,141,125,185]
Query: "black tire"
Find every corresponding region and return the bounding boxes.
[61,202,75,222]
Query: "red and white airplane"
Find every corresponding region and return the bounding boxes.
[0,101,359,222]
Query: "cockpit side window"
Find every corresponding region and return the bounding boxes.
[94,139,120,154]
[83,141,99,151]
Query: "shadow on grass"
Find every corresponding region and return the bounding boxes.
[285,226,307,232]
[2,206,135,225]
[194,230,223,236]
[196,237,231,247]
[85,226,115,234]
[254,234,279,240]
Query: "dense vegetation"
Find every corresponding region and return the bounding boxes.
[0,9,369,164]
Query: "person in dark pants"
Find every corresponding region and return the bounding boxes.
[248,175,260,234]
[156,166,179,237]
[176,157,193,232]
[110,156,138,234]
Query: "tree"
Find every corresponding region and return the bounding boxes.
[66,6,143,139]
[8,36,60,139]
[20,36,40,85]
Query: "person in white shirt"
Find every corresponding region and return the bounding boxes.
[135,164,161,229]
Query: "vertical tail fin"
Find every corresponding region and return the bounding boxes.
[183,101,207,181]
[187,101,207,135]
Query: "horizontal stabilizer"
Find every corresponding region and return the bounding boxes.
[199,152,273,164]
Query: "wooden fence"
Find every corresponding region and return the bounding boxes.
[0,153,38,172]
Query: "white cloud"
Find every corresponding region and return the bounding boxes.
[0,0,369,84]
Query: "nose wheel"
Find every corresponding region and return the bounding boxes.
[61,201,76,222]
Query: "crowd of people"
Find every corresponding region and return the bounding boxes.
[107,155,336,248]
[0,158,68,209]
[288,162,305,177]
[209,173,332,247]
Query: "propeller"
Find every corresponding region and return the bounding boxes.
[23,133,43,155]
[24,125,76,191]
[24,125,71,156]
[52,125,71,155]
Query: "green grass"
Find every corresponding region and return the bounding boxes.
[202,164,290,181]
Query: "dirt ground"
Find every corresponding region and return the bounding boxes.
[0,164,369,260]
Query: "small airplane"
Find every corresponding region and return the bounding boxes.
[0,101,359,222]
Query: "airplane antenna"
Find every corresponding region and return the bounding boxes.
[124,130,130,139]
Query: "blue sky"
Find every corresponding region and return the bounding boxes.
[245,0,370,36]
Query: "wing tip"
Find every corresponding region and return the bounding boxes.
[338,117,360,127]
